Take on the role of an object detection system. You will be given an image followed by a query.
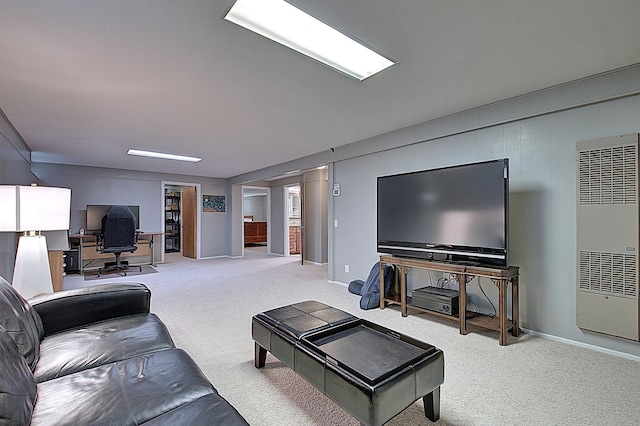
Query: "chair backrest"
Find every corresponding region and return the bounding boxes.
[101,205,137,253]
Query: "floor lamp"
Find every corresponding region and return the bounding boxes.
[0,185,71,299]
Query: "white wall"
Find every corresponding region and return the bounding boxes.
[331,89,640,357]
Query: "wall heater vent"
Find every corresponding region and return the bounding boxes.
[576,134,639,341]
[578,250,637,297]
[578,145,637,206]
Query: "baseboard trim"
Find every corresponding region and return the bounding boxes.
[523,328,640,363]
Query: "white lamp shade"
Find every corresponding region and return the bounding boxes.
[18,186,71,231]
[3,186,72,232]
[0,186,18,231]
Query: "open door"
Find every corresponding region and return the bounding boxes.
[182,186,197,259]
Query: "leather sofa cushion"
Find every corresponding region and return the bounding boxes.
[141,394,249,425]
[0,276,44,370]
[33,313,175,382]
[31,282,151,337]
[30,349,226,425]
[0,326,37,425]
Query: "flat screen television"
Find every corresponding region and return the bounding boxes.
[86,205,140,232]
[377,159,509,266]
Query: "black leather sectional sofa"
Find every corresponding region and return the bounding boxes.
[0,278,248,425]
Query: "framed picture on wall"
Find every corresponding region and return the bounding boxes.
[203,195,225,212]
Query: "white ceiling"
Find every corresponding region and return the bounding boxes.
[1,1,639,179]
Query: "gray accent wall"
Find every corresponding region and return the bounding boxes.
[268,176,302,257]
[303,168,328,264]
[329,68,640,357]
[3,64,640,358]
[269,184,286,256]
[30,163,228,259]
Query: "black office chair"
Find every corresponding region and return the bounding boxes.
[96,205,140,277]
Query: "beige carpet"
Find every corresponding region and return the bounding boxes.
[83,265,157,281]
[63,249,640,425]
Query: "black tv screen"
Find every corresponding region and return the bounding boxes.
[377,159,509,266]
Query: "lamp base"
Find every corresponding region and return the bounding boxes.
[12,235,53,298]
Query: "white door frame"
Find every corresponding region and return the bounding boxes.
[242,185,271,256]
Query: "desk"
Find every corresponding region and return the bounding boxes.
[48,251,65,292]
[379,255,520,346]
[69,232,165,273]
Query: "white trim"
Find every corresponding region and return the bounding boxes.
[198,255,232,260]
[162,181,202,259]
[523,328,640,363]
[241,185,271,256]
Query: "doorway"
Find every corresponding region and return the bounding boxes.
[242,186,270,256]
[162,182,199,259]
[285,184,302,261]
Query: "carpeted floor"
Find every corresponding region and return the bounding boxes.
[62,248,640,425]
[83,265,157,281]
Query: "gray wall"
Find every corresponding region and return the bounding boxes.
[0,109,37,281]
[31,163,228,258]
[229,65,640,358]
[303,168,328,264]
[268,176,302,256]
[200,182,228,257]
[4,64,640,359]
[243,195,267,221]
[269,184,286,256]
[330,69,640,357]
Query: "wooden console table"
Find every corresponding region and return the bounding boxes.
[379,255,520,346]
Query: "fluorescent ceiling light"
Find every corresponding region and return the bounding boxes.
[224,0,395,81]
[127,149,202,163]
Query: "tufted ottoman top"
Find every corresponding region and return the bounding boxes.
[255,301,356,340]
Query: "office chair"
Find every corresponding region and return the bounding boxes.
[96,205,140,277]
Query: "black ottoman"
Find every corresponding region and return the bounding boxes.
[252,301,445,426]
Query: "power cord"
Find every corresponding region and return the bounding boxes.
[466,297,479,319]
[477,278,497,317]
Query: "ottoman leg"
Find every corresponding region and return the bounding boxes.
[255,342,267,368]
[423,386,441,422]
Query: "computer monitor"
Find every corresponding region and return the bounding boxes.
[86,205,140,232]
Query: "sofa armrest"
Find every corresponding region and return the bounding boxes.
[29,283,151,337]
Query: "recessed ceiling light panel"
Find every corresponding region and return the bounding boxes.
[127,149,202,162]
[224,0,395,81]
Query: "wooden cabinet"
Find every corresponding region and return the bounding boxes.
[289,225,301,254]
[244,221,267,244]
[48,251,65,292]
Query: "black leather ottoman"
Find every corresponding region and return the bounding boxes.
[252,301,445,426]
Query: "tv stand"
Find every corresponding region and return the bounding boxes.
[379,255,520,346]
